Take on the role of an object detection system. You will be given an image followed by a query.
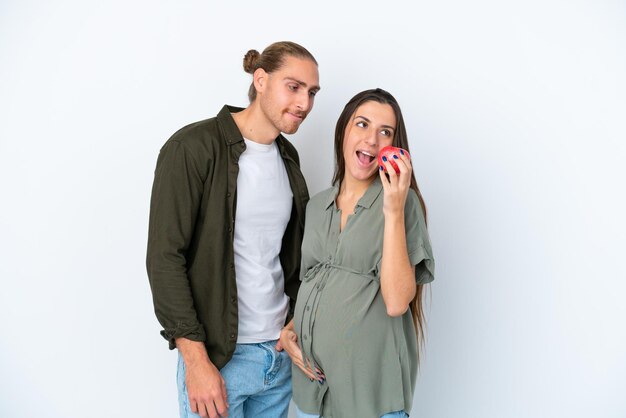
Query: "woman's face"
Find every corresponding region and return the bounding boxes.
[342,101,397,185]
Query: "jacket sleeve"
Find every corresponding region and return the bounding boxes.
[146,140,206,349]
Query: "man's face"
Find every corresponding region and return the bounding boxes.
[258,56,320,135]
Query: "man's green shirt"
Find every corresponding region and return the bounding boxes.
[146,105,309,368]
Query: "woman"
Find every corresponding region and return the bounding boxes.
[278,88,435,418]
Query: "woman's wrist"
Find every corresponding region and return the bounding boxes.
[383,208,405,222]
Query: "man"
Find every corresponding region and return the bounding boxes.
[146,41,320,418]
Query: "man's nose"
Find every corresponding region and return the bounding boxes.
[295,91,312,112]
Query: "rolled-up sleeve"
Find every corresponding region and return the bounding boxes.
[404,191,435,285]
[146,140,206,349]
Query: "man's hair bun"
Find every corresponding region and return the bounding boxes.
[243,50,260,74]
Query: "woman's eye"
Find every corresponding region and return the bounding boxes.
[381,129,391,136]
[356,121,367,128]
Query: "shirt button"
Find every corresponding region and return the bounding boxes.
[227,193,231,198]
[231,297,236,303]
[230,333,236,339]
[328,255,332,260]
[303,335,307,340]
[306,306,311,311]
[228,227,232,232]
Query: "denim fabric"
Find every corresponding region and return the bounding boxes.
[177,340,292,418]
[295,404,408,418]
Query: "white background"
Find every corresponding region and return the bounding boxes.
[1,1,625,417]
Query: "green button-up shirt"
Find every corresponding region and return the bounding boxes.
[146,105,309,369]
[293,177,434,418]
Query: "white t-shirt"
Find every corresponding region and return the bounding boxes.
[234,138,293,343]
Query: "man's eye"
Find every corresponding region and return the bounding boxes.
[309,90,317,97]
[288,85,298,91]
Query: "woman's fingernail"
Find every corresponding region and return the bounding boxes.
[382,156,388,162]
[379,166,384,171]
[393,155,398,159]
[400,149,405,155]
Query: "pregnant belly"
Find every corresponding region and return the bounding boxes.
[299,273,389,366]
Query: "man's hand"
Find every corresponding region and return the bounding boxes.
[276,320,321,381]
[176,338,229,418]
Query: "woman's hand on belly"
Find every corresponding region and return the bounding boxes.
[277,319,321,381]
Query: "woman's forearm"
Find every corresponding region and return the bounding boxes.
[380,212,416,316]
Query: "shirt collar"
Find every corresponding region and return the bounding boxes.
[324,185,340,210]
[217,105,245,145]
[324,176,383,211]
[217,105,292,159]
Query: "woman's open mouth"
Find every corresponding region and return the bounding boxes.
[356,150,375,166]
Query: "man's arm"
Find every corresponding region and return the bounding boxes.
[176,338,228,418]
[146,140,206,347]
[147,140,230,417]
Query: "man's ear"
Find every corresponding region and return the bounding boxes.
[253,68,268,95]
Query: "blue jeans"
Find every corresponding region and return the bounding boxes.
[295,405,408,418]
[177,340,292,418]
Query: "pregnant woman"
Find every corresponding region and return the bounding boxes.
[278,88,435,418]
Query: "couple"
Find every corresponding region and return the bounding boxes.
[146,41,435,418]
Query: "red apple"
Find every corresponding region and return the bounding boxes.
[377,145,409,174]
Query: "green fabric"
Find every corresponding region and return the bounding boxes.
[293,176,434,418]
[146,105,309,369]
